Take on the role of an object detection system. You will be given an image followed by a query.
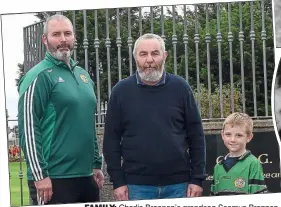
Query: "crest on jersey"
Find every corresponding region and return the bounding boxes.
[234,177,245,188]
[80,74,88,83]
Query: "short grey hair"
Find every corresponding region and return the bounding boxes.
[133,33,166,57]
[43,14,73,35]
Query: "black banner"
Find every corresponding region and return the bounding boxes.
[202,131,281,196]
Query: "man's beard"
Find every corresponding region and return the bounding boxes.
[47,40,73,61]
[137,60,165,82]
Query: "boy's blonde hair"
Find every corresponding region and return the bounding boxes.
[222,112,253,135]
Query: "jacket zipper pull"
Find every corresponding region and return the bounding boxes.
[71,61,80,86]
[72,61,79,70]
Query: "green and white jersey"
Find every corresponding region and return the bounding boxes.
[18,52,102,181]
[210,150,268,195]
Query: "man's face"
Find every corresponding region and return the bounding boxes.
[135,38,168,82]
[42,19,75,61]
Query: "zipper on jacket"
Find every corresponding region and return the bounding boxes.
[69,61,80,86]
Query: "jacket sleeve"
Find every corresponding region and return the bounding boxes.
[89,78,103,170]
[182,82,207,187]
[18,72,51,181]
[102,87,125,189]
[93,125,102,169]
[248,160,268,194]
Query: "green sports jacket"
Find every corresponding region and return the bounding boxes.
[18,52,102,181]
[210,150,268,195]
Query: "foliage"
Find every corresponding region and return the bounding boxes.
[193,83,242,119]
[15,63,24,86]
[18,1,274,118]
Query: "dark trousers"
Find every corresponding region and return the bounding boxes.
[28,176,100,205]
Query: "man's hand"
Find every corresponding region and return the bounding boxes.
[187,184,203,197]
[114,185,129,201]
[34,177,53,204]
[93,169,104,189]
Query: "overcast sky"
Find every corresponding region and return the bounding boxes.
[2,13,39,127]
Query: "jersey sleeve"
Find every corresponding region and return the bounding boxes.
[248,160,268,194]
[18,72,52,181]
[210,179,216,195]
[210,164,219,195]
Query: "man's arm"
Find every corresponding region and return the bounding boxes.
[102,88,125,190]
[93,132,102,169]
[93,127,104,189]
[183,83,207,187]
[18,72,52,181]
[88,77,103,170]
[87,78,104,189]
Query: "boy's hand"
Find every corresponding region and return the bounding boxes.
[187,184,203,197]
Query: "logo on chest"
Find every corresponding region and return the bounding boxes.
[234,177,246,188]
[80,74,89,83]
[58,77,64,83]
[221,176,231,180]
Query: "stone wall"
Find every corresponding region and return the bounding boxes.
[95,118,275,201]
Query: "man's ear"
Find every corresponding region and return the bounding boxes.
[164,51,168,59]
[42,34,47,45]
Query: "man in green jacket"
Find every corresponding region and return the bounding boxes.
[18,14,104,205]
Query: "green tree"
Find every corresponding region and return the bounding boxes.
[17,1,274,118]
[15,63,24,86]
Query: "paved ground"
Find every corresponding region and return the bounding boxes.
[274,0,281,47]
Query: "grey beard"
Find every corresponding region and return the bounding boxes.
[46,40,73,62]
[138,68,164,82]
[137,62,165,82]
[52,50,73,61]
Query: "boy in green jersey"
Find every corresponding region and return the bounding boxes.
[210,112,268,195]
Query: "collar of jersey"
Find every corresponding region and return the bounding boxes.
[218,150,251,165]
[45,51,77,70]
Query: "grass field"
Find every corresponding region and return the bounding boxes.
[9,161,30,206]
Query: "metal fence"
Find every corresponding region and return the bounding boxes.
[22,0,274,123]
[9,0,274,206]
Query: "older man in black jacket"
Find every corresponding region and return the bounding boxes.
[103,33,206,201]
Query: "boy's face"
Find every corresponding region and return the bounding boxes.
[221,124,253,156]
